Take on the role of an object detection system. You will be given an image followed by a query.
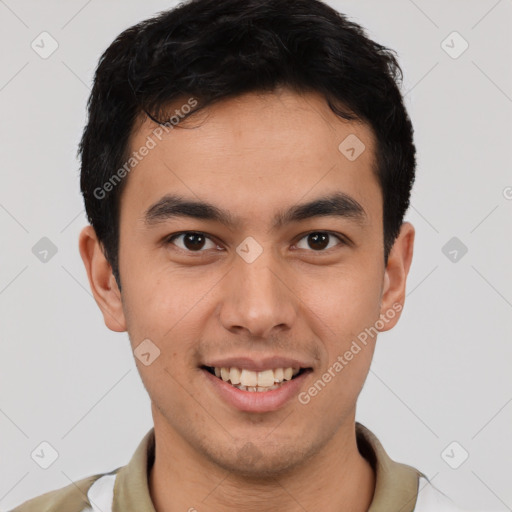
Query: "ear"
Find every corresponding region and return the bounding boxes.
[378,222,415,332]
[78,225,126,332]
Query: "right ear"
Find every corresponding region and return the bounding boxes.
[78,225,126,332]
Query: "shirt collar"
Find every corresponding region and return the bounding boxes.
[112,422,423,512]
[355,422,424,511]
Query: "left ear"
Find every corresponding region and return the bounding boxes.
[378,222,415,332]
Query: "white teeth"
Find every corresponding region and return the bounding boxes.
[232,383,282,392]
[257,369,275,387]
[240,369,258,387]
[283,367,293,380]
[229,367,241,385]
[211,366,303,389]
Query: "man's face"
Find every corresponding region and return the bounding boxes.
[89,88,410,476]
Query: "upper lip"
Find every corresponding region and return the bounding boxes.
[202,356,313,372]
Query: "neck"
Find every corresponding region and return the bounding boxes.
[148,413,375,512]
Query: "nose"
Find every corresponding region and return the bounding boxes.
[218,251,298,339]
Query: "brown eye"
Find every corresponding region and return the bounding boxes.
[295,232,344,252]
[167,232,217,252]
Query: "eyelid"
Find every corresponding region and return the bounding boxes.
[165,231,220,253]
[292,231,347,251]
[165,230,349,253]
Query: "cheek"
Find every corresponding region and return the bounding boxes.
[304,265,381,389]
[307,263,383,331]
[121,261,203,330]
[121,265,223,375]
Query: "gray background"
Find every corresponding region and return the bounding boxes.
[0,0,511,510]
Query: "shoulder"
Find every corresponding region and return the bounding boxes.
[8,471,118,512]
[414,476,474,512]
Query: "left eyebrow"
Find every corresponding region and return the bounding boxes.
[273,192,368,231]
[142,192,368,231]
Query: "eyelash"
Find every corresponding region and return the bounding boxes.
[164,231,348,254]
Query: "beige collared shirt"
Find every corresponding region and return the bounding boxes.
[10,422,467,512]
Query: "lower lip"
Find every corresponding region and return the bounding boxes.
[201,368,312,413]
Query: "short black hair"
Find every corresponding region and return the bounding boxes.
[79,0,416,290]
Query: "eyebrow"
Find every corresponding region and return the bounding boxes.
[142,192,367,231]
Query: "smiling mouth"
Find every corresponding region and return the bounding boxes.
[201,365,312,392]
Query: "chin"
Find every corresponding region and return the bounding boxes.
[203,440,314,479]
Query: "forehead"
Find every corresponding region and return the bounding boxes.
[120,89,381,228]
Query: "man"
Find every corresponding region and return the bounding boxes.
[11,0,469,510]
